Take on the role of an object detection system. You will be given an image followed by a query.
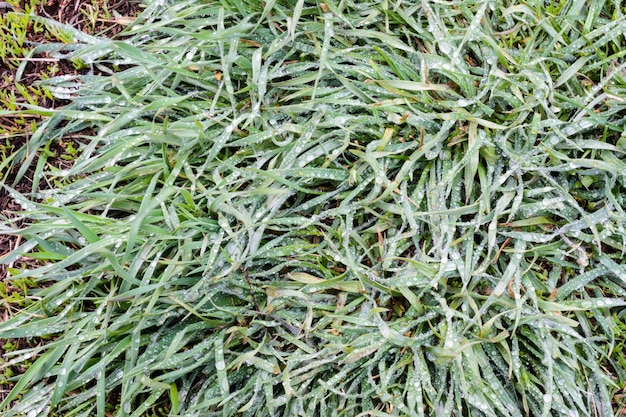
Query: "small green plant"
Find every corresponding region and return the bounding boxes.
[0,1,75,136]
[1,339,18,352]
[42,21,74,43]
[0,12,28,70]
[71,57,89,71]
[0,4,47,69]
[80,0,112,33]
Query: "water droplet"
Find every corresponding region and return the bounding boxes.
[439,42,452,55]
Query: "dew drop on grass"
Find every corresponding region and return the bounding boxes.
[183,289,199,302]
[60,368,67,376]
[439,42,452,55]
[124,402,132,413]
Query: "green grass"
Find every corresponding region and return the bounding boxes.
[2,0,626,416]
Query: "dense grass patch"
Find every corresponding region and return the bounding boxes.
[2,0,626,415]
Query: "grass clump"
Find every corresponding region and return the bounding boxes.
[1,0,626,416]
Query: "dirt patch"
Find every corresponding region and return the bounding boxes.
[40,0,140,35]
